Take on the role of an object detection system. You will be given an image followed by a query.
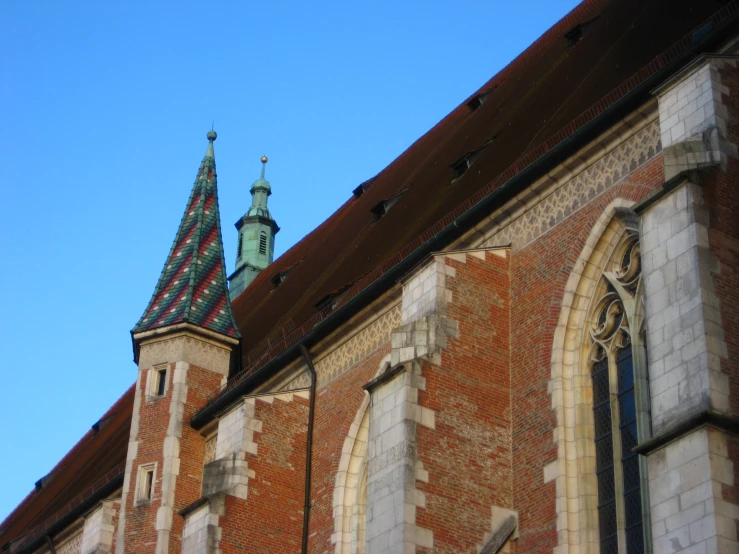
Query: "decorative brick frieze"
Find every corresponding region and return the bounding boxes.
[285,306,402,390]
[137,333,232,380]
[481,119,661,251]
[655,56,738,180]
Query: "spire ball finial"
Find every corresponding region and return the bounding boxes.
[261,155,268,164]
[207,130,217,142]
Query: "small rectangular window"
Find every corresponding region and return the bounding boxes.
[137,464,156,504]
[149,364,168,398]
[156,369,167,396]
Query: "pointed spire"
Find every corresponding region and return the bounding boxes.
[248,155,272,218]
[132,131,240,353]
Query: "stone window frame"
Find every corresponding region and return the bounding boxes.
[332,355,390,554]
[584,230,652,553]
[548,200,654,554]
[134,462,157,506]
[146,363,169,400]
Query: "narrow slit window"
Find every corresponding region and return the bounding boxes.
[237,233,243,258]
[137,464,156,504]
[156,369,167,396]
[259,231,268,255]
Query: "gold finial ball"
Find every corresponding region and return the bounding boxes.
[261,155,268,164]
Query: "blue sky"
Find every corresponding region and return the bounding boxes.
[0,0,580,522]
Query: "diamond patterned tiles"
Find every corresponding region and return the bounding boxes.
[132,134,240,342]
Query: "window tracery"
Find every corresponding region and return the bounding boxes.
[587,232,651,553]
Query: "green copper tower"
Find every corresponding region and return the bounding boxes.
[228,156,279,299]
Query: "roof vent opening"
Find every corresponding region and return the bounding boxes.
[466,85,498,112]
[451,152,480,181]
[370,189,408,222]
[271,267,294,289]
[314,282,355,313]
[353,176,377,198]
[565,16,599,47]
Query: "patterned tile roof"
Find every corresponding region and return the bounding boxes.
[132,131,240,344]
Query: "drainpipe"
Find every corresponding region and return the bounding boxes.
[299,344,317,554]
[44,537,56,554]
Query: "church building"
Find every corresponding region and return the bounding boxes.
[2,0,739,553]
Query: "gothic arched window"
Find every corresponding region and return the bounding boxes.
[588,232,651,553]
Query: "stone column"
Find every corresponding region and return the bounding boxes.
[363,363,432,554]
[637,180,735,552]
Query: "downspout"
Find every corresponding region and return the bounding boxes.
[44,537,56,554]
[299,344,317,554]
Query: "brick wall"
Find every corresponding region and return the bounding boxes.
[511,159,663,552]
[218,393,308,554]
[703,58,739,548]
[121,354,224,554]
[415,249,512,553]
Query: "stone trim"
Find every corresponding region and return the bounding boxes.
[548,200,638,554]
[364,361,433,554]
[332,394,371,553]
[115,369,144,554]
[205,391,309,500]
[639,181,729,432]
[479,513,517,554]
[635,411,739,456]
[80,500,117,554]
[55,531,82,554]
[180,494,225,554]
[155,361,189,554]
[363,364,405,393]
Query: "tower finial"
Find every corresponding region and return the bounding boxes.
[207,129,217,142]
[260,155,268,178]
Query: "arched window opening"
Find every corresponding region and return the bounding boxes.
[259,231,268,256]
[587,232,650,553]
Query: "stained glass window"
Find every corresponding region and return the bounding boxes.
[589,234,650,553]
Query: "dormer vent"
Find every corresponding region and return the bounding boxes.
[271,267,293,288]
[565,16,599,47]
[466,84,498,112]
[451,152,479,181]
[371,189,408,222]
[353,176,377,198]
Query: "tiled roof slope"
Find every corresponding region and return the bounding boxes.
[132,133,240,344]
[0,385,134,550]
[231,0,736,371]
